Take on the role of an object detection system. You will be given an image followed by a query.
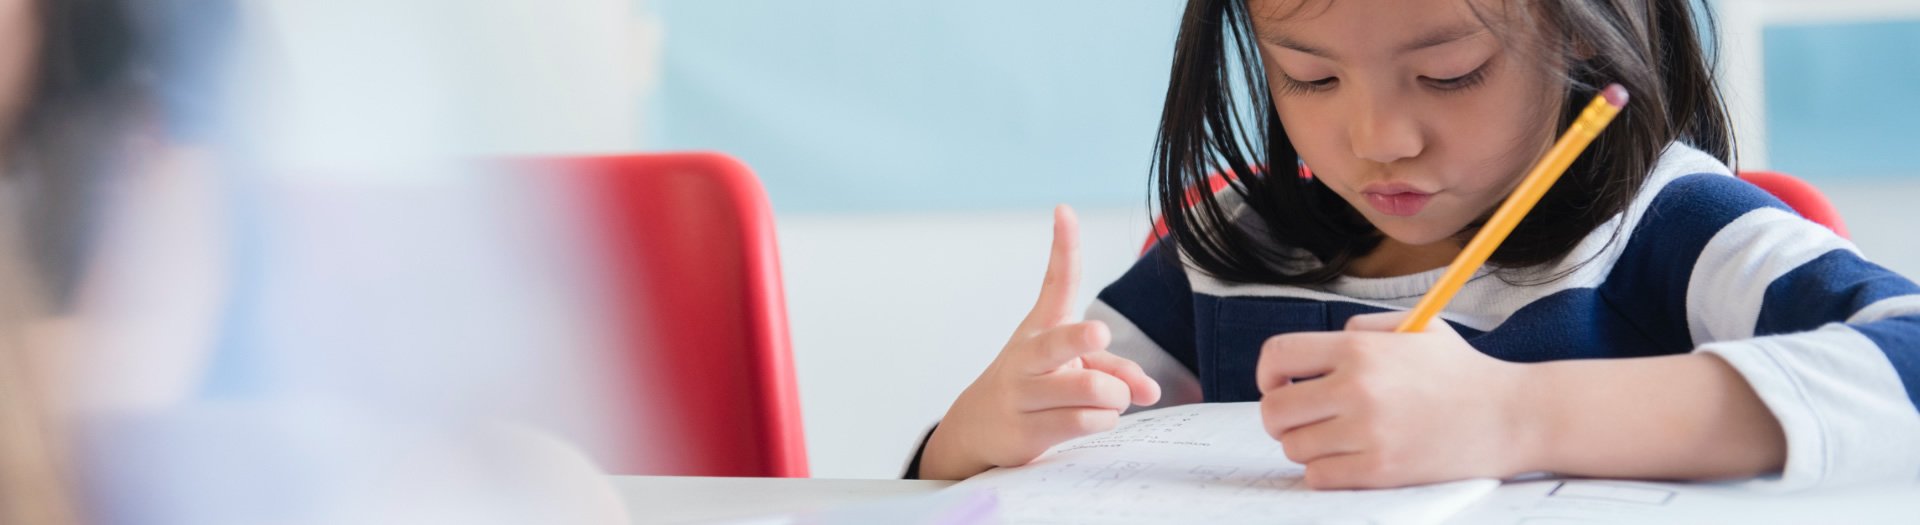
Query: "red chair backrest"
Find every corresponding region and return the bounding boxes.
[537,152,808,478]
[1140,170,1849,256]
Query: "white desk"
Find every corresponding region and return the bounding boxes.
[614,475,1920,525]
[613,476,954,524]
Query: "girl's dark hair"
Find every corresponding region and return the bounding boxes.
[6,0,144,308]
[1153,0,1733,285]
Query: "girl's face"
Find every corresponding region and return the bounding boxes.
[1,0,34,146]
[1250,0,1564,248]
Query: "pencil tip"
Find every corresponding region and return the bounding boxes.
[1601,84,1629,108]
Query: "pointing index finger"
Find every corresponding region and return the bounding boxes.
[1018,205,1082,333]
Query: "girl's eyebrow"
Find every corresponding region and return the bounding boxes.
[1400,25,1487,54]
[1258,24,1487,61]
[1261,32,1335,59]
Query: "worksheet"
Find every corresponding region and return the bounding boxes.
[947,402,1500,525]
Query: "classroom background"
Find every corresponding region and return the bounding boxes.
[23,2,1917,523]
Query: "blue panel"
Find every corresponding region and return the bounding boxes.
[648,0,1185,212]
[1764,20,1920,181]
[649,3,1920,211]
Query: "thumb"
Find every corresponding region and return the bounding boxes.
[1344,311,1410,332]
[1081,351,1163,407]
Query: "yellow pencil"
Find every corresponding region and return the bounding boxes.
[1395,83,1629,333]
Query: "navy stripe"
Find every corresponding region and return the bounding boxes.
[1757,251,1920,336]
[1851,315,1920,411]
[1194,294,1328,402]
[1468,288,1685,362]
[1097,245,1198,374]
[1191,294,1486,402]
[1602,173,1792,349]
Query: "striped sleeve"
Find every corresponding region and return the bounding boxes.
[1090,244,1203,411]
[1652,174,1920,489]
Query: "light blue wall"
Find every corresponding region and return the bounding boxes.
[647,0,1185,213]
[647,1,1920,212]
[1764,20,1920,182]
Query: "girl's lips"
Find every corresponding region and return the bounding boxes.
[1364,192,1432,216]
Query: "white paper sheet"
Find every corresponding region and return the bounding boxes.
[948,402,1499,525]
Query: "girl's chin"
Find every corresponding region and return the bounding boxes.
[1372,224,1465,248]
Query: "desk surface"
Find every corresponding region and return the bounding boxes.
[615,475,1920,525]
[614,476,953,524]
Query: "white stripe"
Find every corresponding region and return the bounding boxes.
[1701,325,1920,490]
[1686,208,1859,344]
[1185,270,1412,307]
[1187,271,1518,332]
[1849,295,1920,324]
[1086,300,1203,412]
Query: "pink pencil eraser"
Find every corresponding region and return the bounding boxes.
[1601,83,1629,108]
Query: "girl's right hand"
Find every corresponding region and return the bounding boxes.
[918,205,1163,480]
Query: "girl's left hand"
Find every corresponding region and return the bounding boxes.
[1257,311,1538,489]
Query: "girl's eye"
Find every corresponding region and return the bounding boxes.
[1278,74,1337,95]
[1421,64,1488,92]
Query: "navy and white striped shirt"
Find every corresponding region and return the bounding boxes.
[1092,143,1920,489]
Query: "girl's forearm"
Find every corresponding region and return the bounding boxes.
[1514,353,1787,480]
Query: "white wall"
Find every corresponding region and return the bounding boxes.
[777,207,1153,479]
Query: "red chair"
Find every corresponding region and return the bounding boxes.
[535,152,808,478]
[1140,170,1849,255]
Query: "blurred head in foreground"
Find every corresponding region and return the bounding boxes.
[1,0,148,521]
[2,1,660,523]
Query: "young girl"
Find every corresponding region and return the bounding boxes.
[911,0,1920,490]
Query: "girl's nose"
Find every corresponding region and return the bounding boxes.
[1349,96,1424,164]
